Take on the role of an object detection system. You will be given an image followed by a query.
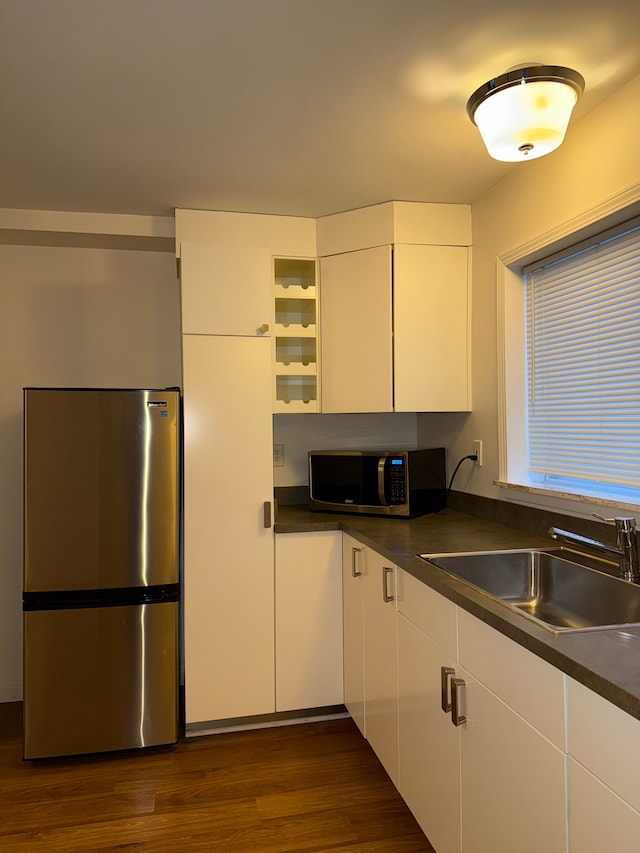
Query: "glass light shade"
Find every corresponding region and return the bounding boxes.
[467,66,584,162]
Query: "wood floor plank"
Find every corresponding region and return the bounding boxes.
[0,704,435,852]
[256,777,397,820]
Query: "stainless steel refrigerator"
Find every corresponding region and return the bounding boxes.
[22,387,181,759]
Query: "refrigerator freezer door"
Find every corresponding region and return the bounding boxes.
[24,389,180,592]
[23,601,179,759]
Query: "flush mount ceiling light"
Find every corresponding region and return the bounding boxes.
[467,65,585,162]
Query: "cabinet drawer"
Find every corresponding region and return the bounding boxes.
[567,677,640,813]
[458,608,566,749]
[396,569,457,660]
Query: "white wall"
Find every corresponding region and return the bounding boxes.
[0,242,181,701]
[422,73,640,518]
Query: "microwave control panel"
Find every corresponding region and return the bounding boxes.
[388,457,407,503]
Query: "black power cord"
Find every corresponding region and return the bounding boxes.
[447,454,478,493]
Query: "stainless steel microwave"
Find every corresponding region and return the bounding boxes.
[308,448,446,518]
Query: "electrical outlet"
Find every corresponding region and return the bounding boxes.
[273,444,284,467]
[472,439,483,467]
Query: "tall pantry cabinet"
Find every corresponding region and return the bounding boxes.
[176,209,317,727]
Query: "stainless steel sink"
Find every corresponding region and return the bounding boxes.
[418,548,640,634]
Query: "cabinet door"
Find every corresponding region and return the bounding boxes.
[567,677,640,851]
[182,333,275,724]
[459,666,567,853]
[567,677,640,814]
[180,242,272,336]
[319,246,393,413]
[394,244,470,412]
[458,608,567,853]
[342,533,366,736]
[568,759,640,853]
[275,531,343,712]
[363,550,399,786]
[397,612,461,853]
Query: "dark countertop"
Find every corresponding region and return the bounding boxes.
[276,504,640,722]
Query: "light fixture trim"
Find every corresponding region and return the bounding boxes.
[466,65,585,125]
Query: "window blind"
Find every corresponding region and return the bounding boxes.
[525,219,640,493]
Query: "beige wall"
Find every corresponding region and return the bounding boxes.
[420,74,640,516]
[0,243,181,700]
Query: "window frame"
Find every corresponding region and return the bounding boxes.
[496,190,640,513]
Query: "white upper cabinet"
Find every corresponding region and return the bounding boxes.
[180,242,272,337]
[394,244,470,412]
[319,246,393,413]
[319,243,470,413]
[317,201,472,414]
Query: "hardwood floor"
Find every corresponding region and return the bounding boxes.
[0,704,434,852]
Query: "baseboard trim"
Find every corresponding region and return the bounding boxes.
[186,705,349,737]
[0,685,22,703]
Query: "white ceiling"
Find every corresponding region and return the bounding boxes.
[1,0,639,219]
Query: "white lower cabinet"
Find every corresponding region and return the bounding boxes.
[275,531,343,712]
[567,678,640,852]
[363,548,399,786]
[458,664,567,853]
[395,568,567,853]
[344,546,640,853]
[342,534,366,736]
[397,570,460,853]
[457,609,567,853]
[568,760,640,853]
[342,534,399,785]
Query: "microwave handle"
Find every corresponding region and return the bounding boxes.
[377,456,389,506]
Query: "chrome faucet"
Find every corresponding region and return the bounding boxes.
[549,516,640,583]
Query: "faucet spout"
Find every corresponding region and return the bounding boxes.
[549,516,639,583]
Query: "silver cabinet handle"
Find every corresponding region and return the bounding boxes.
[382,566,395,602]
[451,676,467,726]
[263,501,272,529]
[351,547,363,577]
[441,666,455,713]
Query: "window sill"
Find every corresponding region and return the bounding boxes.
[494,480,640,513]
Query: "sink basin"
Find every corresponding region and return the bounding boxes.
[418,548,640,634]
